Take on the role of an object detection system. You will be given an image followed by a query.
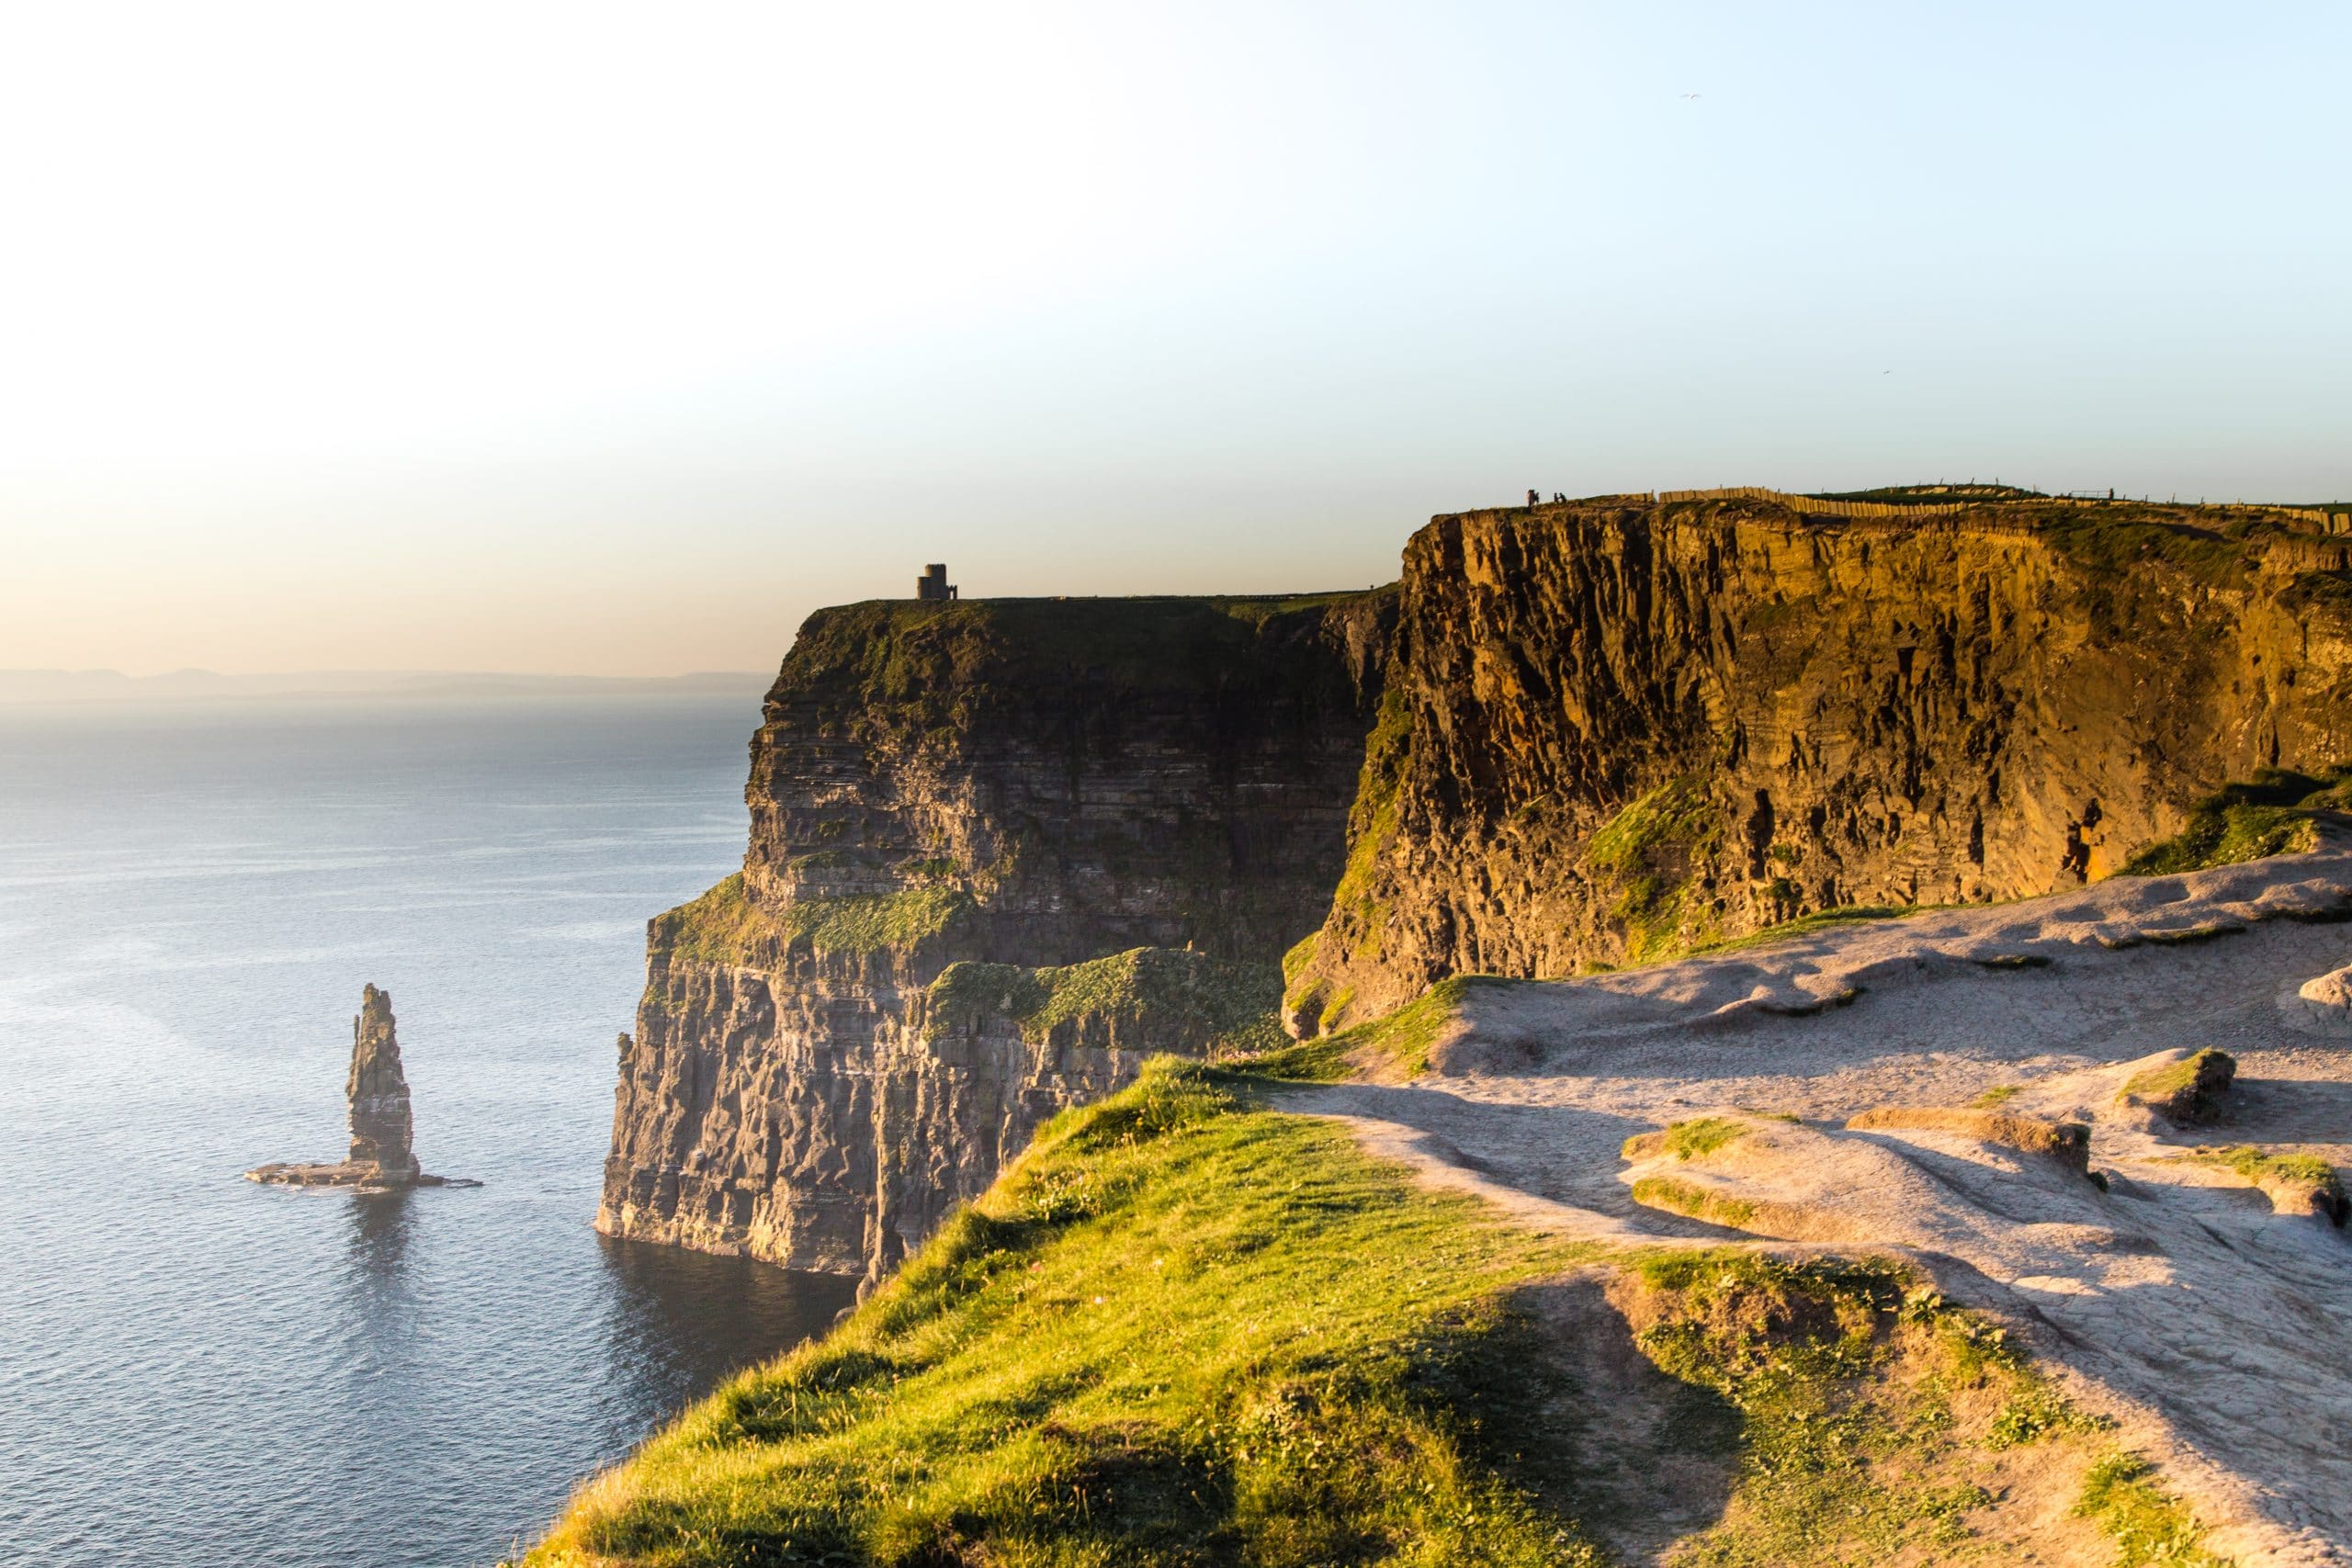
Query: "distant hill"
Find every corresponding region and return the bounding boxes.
[0,668,774,705]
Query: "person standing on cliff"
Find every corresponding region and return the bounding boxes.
[1527,488,1540,506]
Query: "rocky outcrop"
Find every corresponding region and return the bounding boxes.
[1845,1106,2092,1174]
[598,593,1391,1278]
[602,491,2352,1276]
[345,984,418,1180]
[1286,493,2352,1029]
[247,985,472,1189]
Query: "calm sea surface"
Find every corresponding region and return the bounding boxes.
[0,696,856,1568]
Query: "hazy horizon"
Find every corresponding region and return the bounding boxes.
[7,1,2349,677]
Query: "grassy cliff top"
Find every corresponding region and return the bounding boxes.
[526,1057,2217,1567]
[772,589,1394,709]
[1426,488,2348,585]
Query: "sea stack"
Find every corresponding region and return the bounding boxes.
[345,984,419,1181]
[245,985,473,1189]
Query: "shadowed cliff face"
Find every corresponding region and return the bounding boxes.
[1283,495,2352,1032]
[599,592,1392,1277]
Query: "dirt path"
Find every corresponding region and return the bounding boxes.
[1284,842,2352,1566]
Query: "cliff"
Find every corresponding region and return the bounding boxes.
[537,1057,2232,1568]
[1285,491,2352,1029]
[598,592,1392,1278]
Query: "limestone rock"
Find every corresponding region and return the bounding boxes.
[2117,1048,2238,1125]
[1846,1105,2093,1174]
[1284,492,2352,1031]
[245,985,474,1190]
[596,593,1390,1277]
[345,984,418,1181]
[2284,962,2352,1036]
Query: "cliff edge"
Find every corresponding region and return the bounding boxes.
[1286,491,2352,1030]
[597,592,1393,1278]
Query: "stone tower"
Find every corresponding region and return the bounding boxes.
[345,984,419,1181]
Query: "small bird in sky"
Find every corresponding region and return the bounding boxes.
[1680,92,1702,99]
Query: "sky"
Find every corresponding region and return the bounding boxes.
[5,1,2349,677]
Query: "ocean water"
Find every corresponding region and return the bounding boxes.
[0,696,857,1568]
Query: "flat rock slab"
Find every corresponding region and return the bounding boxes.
[244,1162,481,1190]
[1285,840,2352,1568]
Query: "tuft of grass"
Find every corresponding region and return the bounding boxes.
[650,874,772,965]
[1971,1085,2021,1109]
[1585,775,1723,963]
[1845,1107,2091,1172]
[1622,1116,1750,1163]
[1587,775,1718,868]
[1623,1257,2116,1565]
[1630,1176,1758,1230]
[2074,1454,2228,1567]
[1279,931,1320,987]
[2186,1145,2348,1224]
[1247,976,1482,1082]
[1307,684,1416,1002]
[2118,1049,2236,1123]
[2036,509,2260,589]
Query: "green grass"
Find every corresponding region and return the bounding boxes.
[2185,1145,2346,1220]
[1629,1176,1758,1230]
[925,949,1281,1055]
[652,874,771,965]
[1332,689,1412,952]
[1626,1258,2084,1565]
[2122,765,2347,874]
[1687,904,1919,959]
[2118,1049,2235,1119]
[530,1060,1602,1567]
[655,874,983,964]
[780,886,975,954]
[1970,1085,2021,1109]
[1586,775,1717,870]
[529,1066,2213,1568]
[1248,976,1485,1082]
[1279,683,1412,1032]
[1585,775,1723,964]
[2124,804,2316,874]
[2035,507,2267,589]
[1622,1117,1750,1163]
[2074,1455,2228,1567]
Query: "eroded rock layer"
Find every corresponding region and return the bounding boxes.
[1287,494,2352,1029]
[598,593,1391,1277]
[345,983,417,1179]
